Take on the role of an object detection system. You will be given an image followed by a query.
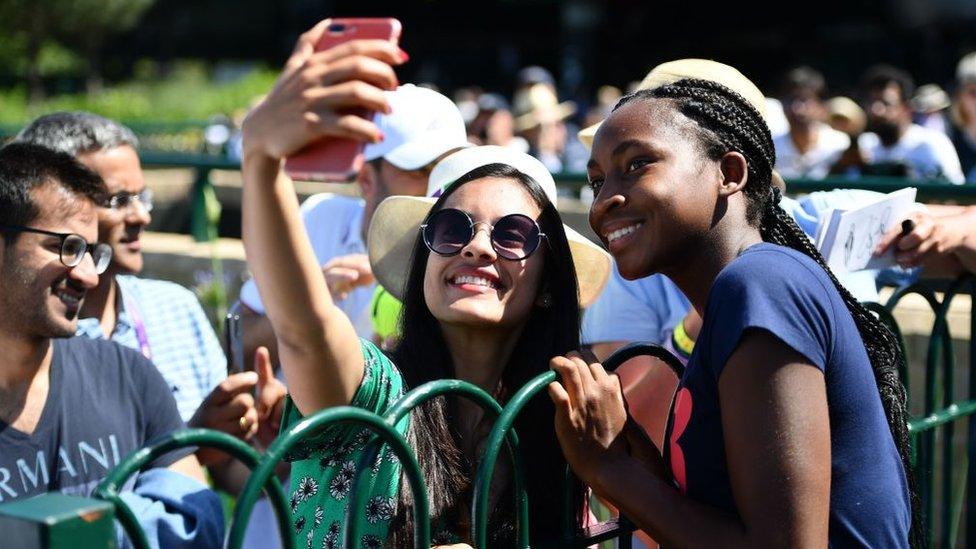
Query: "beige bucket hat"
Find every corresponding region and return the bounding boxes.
[367,145,611,307]
[513,84,577,132]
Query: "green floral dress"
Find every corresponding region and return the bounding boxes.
[282,339,454,548]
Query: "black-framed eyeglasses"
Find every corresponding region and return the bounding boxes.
[105,189,154,213]
[420,208,546,261]
[0,225,113,274]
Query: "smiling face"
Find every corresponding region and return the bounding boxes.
[422,176,546,328]
[0,183,101,339]
[77,145,149,275]
[587,98,722,280]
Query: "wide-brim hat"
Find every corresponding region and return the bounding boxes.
[910,84,951,114]
[513,84,577,132]
[578,58,785,189]
[368,146,611,307]
[826,96,867,133]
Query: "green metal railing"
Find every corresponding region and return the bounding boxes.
[33,343,676,548]
[893,275,976,547]
[228,343,678,549]
[132,151,976,242]
[0,277,971,547]
[92,429,293,549]
[558,173,976,204]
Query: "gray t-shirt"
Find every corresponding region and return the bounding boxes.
[0,337,188,502]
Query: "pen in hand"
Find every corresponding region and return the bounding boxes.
[900,218,915,237]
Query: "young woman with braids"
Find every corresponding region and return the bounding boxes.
[548,78,917,547]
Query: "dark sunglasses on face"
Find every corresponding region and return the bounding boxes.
[0,225,113,274]
[421,208,546,261]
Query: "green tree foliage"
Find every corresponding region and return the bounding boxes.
[0,0,155,101]
[0,0,60,102]
[52,0,156,93]
[0,62,277,128]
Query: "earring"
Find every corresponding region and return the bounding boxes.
[538,293,552,308]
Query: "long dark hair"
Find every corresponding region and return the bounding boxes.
[386,163,585,546]
[616,79,921,546]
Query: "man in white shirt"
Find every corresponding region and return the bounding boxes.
[773,66,850,179]
[240,84,470,361]
[858,64,965,184]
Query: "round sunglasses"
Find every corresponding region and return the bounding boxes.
[0,225,113,274]
[420,208,546,261]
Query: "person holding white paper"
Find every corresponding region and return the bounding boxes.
[875,204,976,277]
[815,187,919,275]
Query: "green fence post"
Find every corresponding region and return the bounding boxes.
[932,276,976,547]
[346,379,528,547]
[966,276,976,546]
[189,166,220,242]
[887,283,945,546]
[0,494,116,549]
[227,406,431,549]
[473,343,682,548]
[889,276,976,547]
[93,428,291,549]
[936,284,958,548]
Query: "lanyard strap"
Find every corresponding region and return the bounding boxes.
[122,293,152,360]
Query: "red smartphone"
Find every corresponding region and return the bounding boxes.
[283,18,402,182]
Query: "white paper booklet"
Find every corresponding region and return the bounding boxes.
[814,187,918,274]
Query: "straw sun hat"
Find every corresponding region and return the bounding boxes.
[367,145,611,307]
[513,84,577,132]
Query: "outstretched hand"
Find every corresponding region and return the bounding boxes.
[547,352,630,490]
[242,19,407,162]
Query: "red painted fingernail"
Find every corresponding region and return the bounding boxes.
[398,48,410,62]
[376,131,385,143]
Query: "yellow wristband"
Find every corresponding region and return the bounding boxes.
[672,318,696,356]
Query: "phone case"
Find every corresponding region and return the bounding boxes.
[283,18,402,182]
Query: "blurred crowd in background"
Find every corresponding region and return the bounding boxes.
[213,51,976,187]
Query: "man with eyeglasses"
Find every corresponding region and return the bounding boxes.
[14,113,278,456]
[16,112,293,548]
[0,143,222,546]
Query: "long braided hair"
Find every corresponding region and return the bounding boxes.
[614,79,921,546]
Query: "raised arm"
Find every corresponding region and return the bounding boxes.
[240,20,405,415]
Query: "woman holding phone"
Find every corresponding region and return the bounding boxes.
[241,22,610,547]
[547,77,919,547]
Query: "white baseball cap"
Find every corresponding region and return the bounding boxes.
[363,84,471,170]
[425,145,557,204]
